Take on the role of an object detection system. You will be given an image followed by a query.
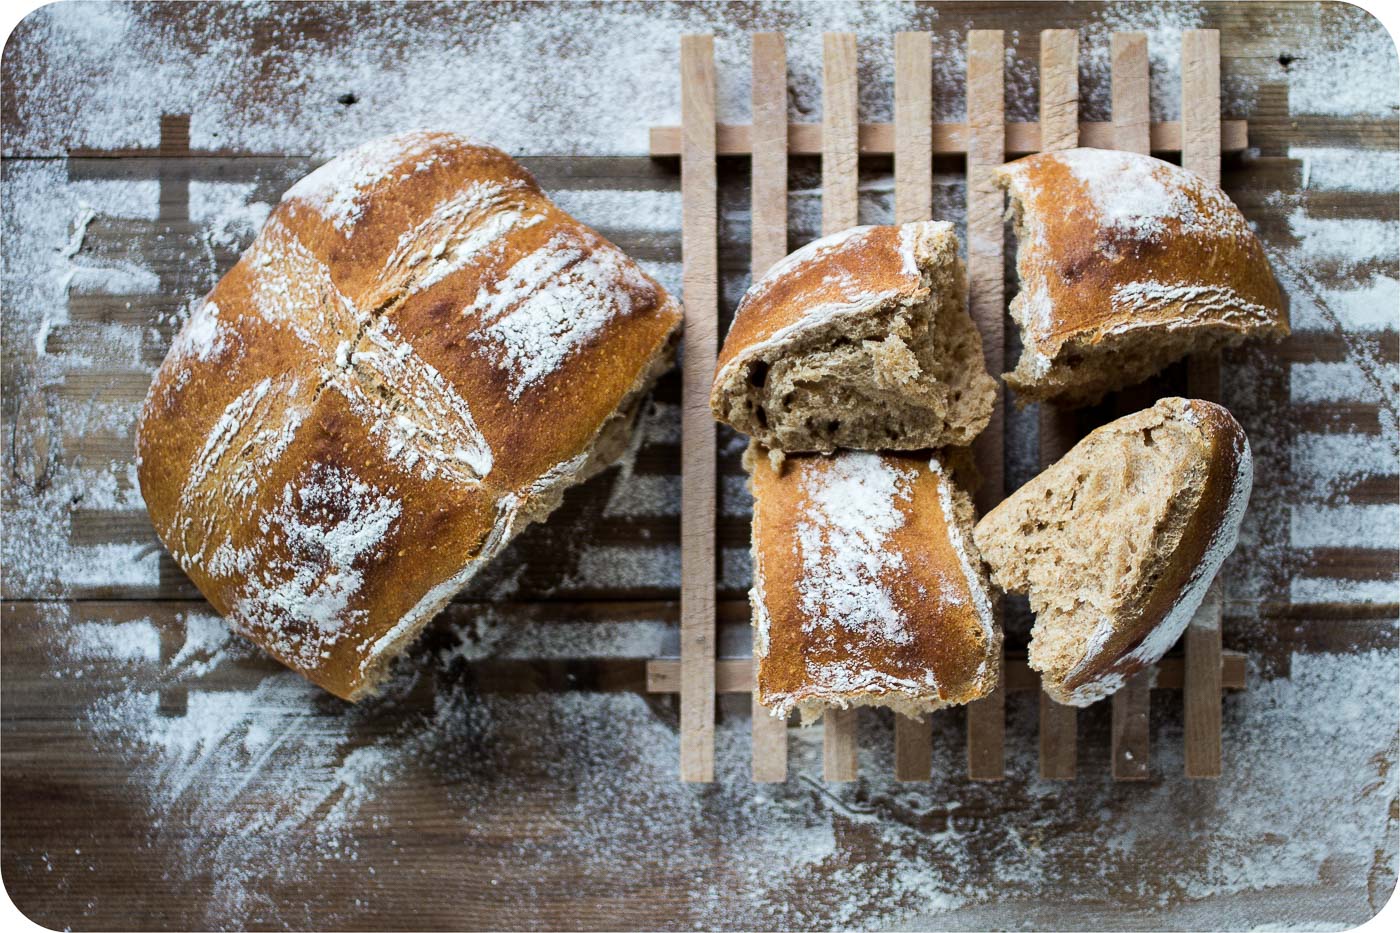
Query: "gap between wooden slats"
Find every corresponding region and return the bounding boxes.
[1036,28,1081,782]
[1109,32,1154,782]
[965,29,1006,782]
[820,32,861,783]
[892,30,935,783]
[1182,28,1226,780]
[679,34,718,783]
[749,32,789,784]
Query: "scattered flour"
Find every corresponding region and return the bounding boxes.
[3,4,1398,927]
[35,609,1399,929]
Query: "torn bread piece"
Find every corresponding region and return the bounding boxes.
[711,222,996,458]
[973,397,1252,706]
[748,445,1001,723]
[996,148,1288,408]
[137,132,682,701]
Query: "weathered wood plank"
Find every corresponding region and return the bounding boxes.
[1183,28,1227,780]
[648,119,1250,156]
[1035,27,1081,782]
[892,30,935,782]
[965,29,1007,782]
[820,31,861,784]
[1109,32,1155,783]
[747,31,789,784]
[678,34,718,783]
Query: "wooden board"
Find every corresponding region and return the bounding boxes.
[648,120,1250,156]
[892,30,935,784]
[747,31,789,785]
[819,32,861,784]
[1108,32,1156,783]
[1183,28,1228,780]
[964,28,1007,783]
[1035,27,1082,782]
[2,3,1397,929]
[679,34,718,783]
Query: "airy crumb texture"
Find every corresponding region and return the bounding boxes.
[996,148,1289,408]
[747,446,1001,722]
[973,397,1252,706]
[711,222,996,453]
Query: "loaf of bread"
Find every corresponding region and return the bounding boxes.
[136,131,682,700]
[748,446,1001,722]
[973,397,1251,706]
[711,222,995,459]
[996,148,1288,407]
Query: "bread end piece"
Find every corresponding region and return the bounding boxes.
[996,148,1289,409]
[711,222,996,453]
[749,447,1002,722]
[973,397,1251,706]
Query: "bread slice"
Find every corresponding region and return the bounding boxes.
[711,222,995,457]
[137,132,682,700]
[973,397,1251,706]
[748,445,1001,722]
[996,148,1289,408]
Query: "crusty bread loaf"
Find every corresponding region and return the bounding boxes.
[136,131,682,701]
[711,222,996,458]
[748,446,1001,722]
[996,148,1288,407]
[973,397,1251,706]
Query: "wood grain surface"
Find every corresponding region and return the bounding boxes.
[1035,27,1082,783]
[1108,31,1157,783]
[1182,28,1228,780]
[679,34,718,783]
[818,32,861,784]
[747,31,790,784]
[964,28,1008,783]
[2,2,1397,930]
[892,30,935,783]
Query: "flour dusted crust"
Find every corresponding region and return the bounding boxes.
[747,447,1001,722]
[996,148,1288,407]
[973,398,1252,706]
[137,131,682,700]
[710,222,996,454]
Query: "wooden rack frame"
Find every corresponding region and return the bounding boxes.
[651,29,1247,784]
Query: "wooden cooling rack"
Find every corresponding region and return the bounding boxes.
[647,28,1249,784]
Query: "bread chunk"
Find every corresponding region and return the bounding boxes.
[137,132,682,700]
[711,222,995,455]
[973,397,1251,706]
[996,148,1288,408]
[748,446,1001,722]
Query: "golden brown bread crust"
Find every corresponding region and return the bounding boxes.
[136,131,682,700]
[748,447,1001,720]
[710,221,996,453]
[996,148,1288,407]
[974,398,1251,706]
[714,225,923,378]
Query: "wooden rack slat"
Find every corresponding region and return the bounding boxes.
[748,31,790,785]
[647,652,1250,694]
[678,34,718,783]
[892,30,936,784]
[1036,27,1081,783]
[1109,32,1155,783]
[1182,28,1226,780]
[820,32,861,784]
[965,28,1007,782]
[648,120,1248,156]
